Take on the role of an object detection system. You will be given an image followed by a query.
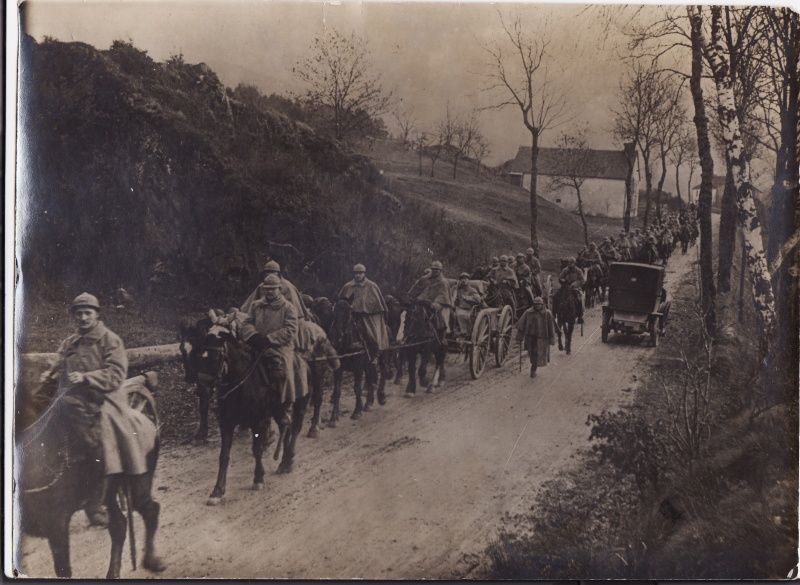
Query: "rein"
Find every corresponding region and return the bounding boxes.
[216,343,271,402]
[19,425,70,494]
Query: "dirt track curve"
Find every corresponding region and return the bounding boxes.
[15,252,695,579]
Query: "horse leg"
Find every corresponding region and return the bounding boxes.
[435,344,446,388]
[194,383,211,444]
[251,421,267,488]
[393,349,404,385]
[328,369,343,428]
[351,368,364,420]
[279,396,308,474]
[104,476,126,579]
[419,349,431,388]
[128,472,166,574]
[556,321,564,351]
[47,512,72,578]
[363,358,376,411]
[307,365,323,438]
[404,350,417,396]
[566,322,574,355]
[377,354,388,405]
[208,418,235,504]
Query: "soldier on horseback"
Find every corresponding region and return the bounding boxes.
[408,260,454,333]
[583,242,603,265]
[599,237,620,264]
[639,235,660,265]
[558,257,586,324]
[338,263,391,363]
[242,274,309,436]
[241,259,312,321]
[36,294,161,549]
[524,247,543,297]
[488,255,519,289]
[513,253,536,305]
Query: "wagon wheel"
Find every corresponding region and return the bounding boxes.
[126,382,160,433]
[469,310,491,379]
[494,305,513,367]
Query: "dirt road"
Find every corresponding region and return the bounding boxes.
[15,252,696,579]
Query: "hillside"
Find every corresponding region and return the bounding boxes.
[17,35,620,315]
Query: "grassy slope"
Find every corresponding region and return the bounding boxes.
[355,140,626,275]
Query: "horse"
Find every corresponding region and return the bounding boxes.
[581,261,608,307]
[398,300,447,397]
[326,300,388,426]
[385,296,406,385]
[181,320,309,504]
[180,310,340,442]
[658,232,674,265]
[14,374,165,578]
[552,282,582,355]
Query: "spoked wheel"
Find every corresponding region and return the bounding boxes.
[494,305,513,367]
[469,310,491,379]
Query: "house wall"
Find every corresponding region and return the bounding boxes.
[517,174,635,218]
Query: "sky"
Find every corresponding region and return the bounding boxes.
[21,1,722,191]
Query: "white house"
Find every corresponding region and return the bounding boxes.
[503,144,640,218]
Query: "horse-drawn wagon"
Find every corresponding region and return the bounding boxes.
[601,262,668,346]
[445,279,514,379]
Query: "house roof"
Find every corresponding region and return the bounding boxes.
[503,146,631,181]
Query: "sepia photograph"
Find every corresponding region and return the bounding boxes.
[7,0,799,579]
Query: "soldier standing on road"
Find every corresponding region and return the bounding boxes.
[514,296,557,378]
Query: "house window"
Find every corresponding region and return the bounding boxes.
[509,174,522,187]
[555,198,561,204]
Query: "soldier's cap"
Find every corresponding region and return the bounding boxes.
[532,296,544,304]
[499,255,508,262]
[525,247,535,255]
[430,260,443,270]
[353,263,366,273]
[566,256,576,263]
[459,272,470,279]
[70,292,100,313]
[263,260,281,273]
[260,274,283,289]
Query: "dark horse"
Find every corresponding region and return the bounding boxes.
[580,260,608,308]
[327,300,388,426]
[399,300,447,396]
[180,310,339,442]
[552,282,582,355]
[180,320,308,505]
[14,374,165,578]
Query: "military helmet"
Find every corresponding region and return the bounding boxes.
[263,260,281,273]
[647,235,657,243]
[525,247,535,255]
[532,296,544,305]
[589,242,597,249]
[353,263,366,273]
[516,253,525,259]
[499,255,508,262]
[566,256,576,264]
[459,272,470,279]
[491,256,499,263]
[603,237,610,243]
[430,260,443,270]
[70,292,100,313]
[261,274,283,289]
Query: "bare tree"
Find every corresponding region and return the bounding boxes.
[613,61,668,228]
[479,13,569,255]
[471,133,491,174]
[393,108,417,147]
[668,121,696,205]
[449,113,484,179]
[412,131,429,177]
[547,128,600,246]
[653,76,689,220]
[294,29,394,141]
[685,145,699,204]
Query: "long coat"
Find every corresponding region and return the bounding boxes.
[241,278,311,321]
[48,321,156,476]
[514,307,557,367]
[408,273,454,307]
[242,296,309,404]
[339,278,391,352]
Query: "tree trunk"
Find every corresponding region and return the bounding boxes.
[717,164,737,292]
[675,164,682,205]
[687,168,695,205]
[624,144,636,232]
[656,150,668,221]
[452,152,459,179]
[576,186,589,246]
[642,155,653,227]
[529,130,540,253]
[688,7,717,335]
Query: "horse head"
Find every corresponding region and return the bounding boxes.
[179,311,233,386]
[404,300,438,342]
[329,299,358,350]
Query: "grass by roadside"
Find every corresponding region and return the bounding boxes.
[479,236,798,579]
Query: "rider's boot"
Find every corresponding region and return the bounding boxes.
[530,364,537,378]
[85,470,109,528]
[576,293,585,325]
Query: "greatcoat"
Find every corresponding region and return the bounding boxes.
[338,278,391,352]
[514,307,557,367]
[242,296,309,404]
[47,321,156,476]
[241,277,311,321]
